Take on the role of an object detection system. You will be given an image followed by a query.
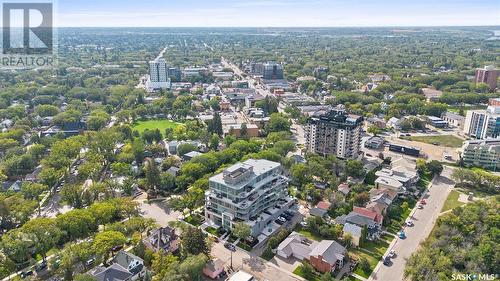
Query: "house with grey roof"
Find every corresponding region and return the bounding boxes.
[92,263,133,281]
[112,251,145,279]
[276,232,318,260]
[343,223,362,246]
[308,240,346,273]
[91,251,145,281]
[276,232,346,273]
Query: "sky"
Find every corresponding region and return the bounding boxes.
[55,0,500,27]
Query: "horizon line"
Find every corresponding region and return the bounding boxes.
[53,24,500,28]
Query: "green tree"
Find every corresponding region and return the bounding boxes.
[233,222,251,241]
[22,218,62,261]
[92,231,127,264]
[178,253,208,281]
[21,182,47,216]
[144,158,161,191]
[181,227,209,256]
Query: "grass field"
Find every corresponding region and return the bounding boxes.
[293,265,322,281]
[441,190,465,212]
[132,119,181,133]
[401,135,464,148]
[351,249,379,278]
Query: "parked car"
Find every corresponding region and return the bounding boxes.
[382,256,391,266]
[420,199,427,205]
[85,258,95,267]
[388,250,396,258]
[274,219,284,225]
[300,221,308,227]
[398,231,406,239]
[20,271,33,278]
[406,221,414,227]
[277,216,286,223]
[417,204,424,209]
[224,242,236,252]
[35,261,47,271]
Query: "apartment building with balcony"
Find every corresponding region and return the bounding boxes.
[460,139,499,171]
[304,109,363,159]
[205,159,293,237]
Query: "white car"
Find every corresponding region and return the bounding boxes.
[406,221,414,227]
[388,250,396,258]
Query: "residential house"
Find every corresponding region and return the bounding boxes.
[366,116,386,129]
[166,166,180,177]
[182,151,203,161]
[308,240,347,273]
[374,176,403,193]
[142,227,180,253]
[276,232,346,273]
[386,117,400,129]
[337,183,350,196]
[375,166,419,190]
[310,201,331,218]
[342,223,362,246]
[335,207,382,240]
[91,251,145,281]
[276,232,318,260]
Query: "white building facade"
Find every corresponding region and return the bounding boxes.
[205,159,293,237]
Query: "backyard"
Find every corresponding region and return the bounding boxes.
[132,119,182,133]
[350,249,379,278]
[401,135,464,148]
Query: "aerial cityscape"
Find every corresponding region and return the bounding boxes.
[0,1,499,281]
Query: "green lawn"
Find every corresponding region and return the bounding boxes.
[401,135,464,148]
[296,227,322,241]
[293,265,322,281]
[205,226,219,236]
[132,119,182,134]
[350,249,379,278]
[184,214,204,227]
[441,190,465,212]
[361,239,390,256]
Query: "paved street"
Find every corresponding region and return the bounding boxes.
[369,167,455,281]
[38,193,72,218]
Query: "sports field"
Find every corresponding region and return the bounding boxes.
[132,119,181,133]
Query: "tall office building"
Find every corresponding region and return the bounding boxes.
[475,65,498,91]
[305,109,363,159]
[262,62,284,80]
[463,105,500,139]
[204,159,293,237]
[147,58,170,90]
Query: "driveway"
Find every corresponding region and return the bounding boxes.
[211,242,304,281]
[136,196,181,227]
[269,255,302,274]
[369,167,455,281]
